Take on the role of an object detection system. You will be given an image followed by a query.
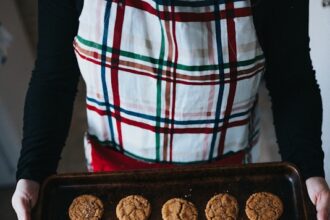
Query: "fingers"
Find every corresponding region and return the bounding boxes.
[12,192,31,220]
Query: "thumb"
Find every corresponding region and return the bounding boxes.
[12,179,40,220]
[12,192,31,220]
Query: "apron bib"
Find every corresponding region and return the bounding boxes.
[73,0,265,171]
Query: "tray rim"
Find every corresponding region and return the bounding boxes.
[42,161,301,181]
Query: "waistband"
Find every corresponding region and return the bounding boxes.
[89,139,246,172]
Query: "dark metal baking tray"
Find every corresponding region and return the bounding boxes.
[32,162,316,220]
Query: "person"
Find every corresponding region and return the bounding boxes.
[12,0,330,219]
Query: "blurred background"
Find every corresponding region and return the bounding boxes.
[0,0,329,219]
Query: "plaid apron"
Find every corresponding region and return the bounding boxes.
[73,0,265,171]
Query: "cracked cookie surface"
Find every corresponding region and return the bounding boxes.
[245,192,283,220]
[116,195,151,220]
[205,193,239,220]
[68,194,104,220]
[161,198,197,220]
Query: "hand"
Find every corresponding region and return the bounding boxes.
[12,179,40,220]
[306,177,330,220]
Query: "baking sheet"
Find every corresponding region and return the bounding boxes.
[32,162,316,220]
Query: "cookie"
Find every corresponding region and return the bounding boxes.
[161,198,198,220]
[116,195,151,220]
[245,192,283,220]
[205,193,239,220]
[68,194,104,220]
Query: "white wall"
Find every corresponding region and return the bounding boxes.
[0,0,34,185]
[310,3,330,184]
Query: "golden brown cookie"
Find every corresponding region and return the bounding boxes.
[116,195,151,220]
[68,194,104,220]
[161,198,198,220]
[205,193,239,220]
[245,192,283,220]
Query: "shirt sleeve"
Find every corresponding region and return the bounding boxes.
[251,0,325,179]
[16,0,81,183]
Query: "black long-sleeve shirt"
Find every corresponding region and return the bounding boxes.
[16,0,325,183]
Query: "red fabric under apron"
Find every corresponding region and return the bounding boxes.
[90,139,245,172]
